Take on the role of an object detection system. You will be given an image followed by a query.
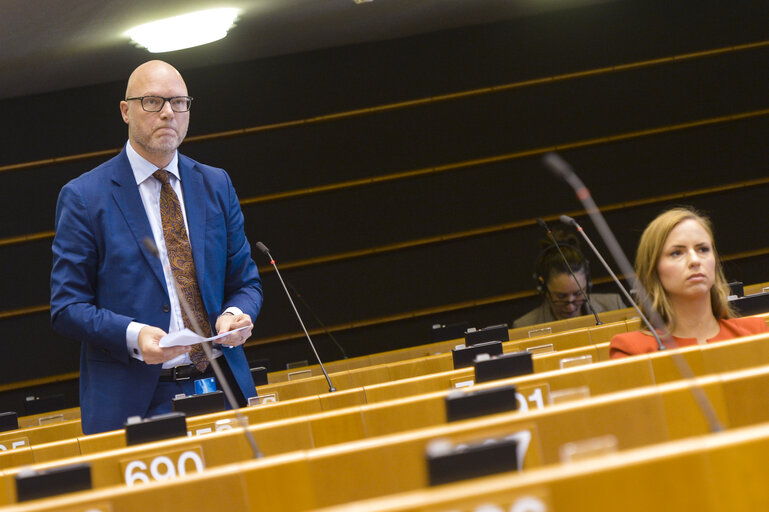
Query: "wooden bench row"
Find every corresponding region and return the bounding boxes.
[8,280,766,434]
[0,310,638,447]
[255,317,635,402]
[265,307,638,384]
[0,316,636,452]
[313,420,769,512]
[4,360,769,510]
[3,326,769,469]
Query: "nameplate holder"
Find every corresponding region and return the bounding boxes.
[0,411,18,432]
[559,354,593,369]
[426,435,519,486]
[559,434,618,462]
[37,414,65,426]
[450,377,475,389]
[474,351,534,384]
[124,412,187,446]
[527,326,552,338]
[451,340,503,369]
[215,418,242,431]
[550,386,591,404]
[286,360,309,370]
[526,343,554,355]
[186,417,245,437]
[445,385,517,422]
[464,324,510,346]
[15,463,92,502]
[172,390,226,417]
[248,393,278,406]
[287,369,313,381]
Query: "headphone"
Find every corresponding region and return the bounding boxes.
[533,242,591,296]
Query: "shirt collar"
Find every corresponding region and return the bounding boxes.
[126,141,180,185]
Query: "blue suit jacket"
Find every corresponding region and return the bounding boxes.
[50,148,262,434]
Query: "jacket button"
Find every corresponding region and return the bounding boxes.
[162,304,170,313]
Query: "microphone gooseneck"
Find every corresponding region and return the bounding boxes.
[255,242,337,393]
[142,237,263,458]
[543,152,724,433]
[536,218,601,325]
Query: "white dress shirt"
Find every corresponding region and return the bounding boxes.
[124,142,237,368]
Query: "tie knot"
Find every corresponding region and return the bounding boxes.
[153,169,172,185]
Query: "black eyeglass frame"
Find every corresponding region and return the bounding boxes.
[544,288,587,306]
[124,96,193,112]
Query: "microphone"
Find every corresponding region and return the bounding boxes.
[543,152,724,433]
[559,214,664,343]
[536,218,601,325]
[141,237,263,458]
[286,281,348,359]
[254,242,336,393]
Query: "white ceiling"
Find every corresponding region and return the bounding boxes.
[0,0,612,100]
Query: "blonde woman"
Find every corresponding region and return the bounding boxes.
[610,207,767,358]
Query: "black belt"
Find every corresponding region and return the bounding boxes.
[159,363,216,382]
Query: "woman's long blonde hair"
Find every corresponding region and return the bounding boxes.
[634,207,734,330]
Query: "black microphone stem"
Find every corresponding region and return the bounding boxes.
[256,243,336,393]
[537,218,601,325]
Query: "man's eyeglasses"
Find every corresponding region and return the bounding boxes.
[125,96,193,113]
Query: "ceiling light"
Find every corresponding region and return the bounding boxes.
[127,8,240,53]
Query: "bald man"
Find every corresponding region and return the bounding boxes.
[51,61,262,434]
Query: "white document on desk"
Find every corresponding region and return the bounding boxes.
[158,325,249,348]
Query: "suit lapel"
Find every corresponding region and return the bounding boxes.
[110,151,166,291]
[179,157,208,303]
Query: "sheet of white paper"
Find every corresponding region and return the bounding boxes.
[158,325,250,348]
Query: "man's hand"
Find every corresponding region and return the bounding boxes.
[138,326,190,364]
[214,313,253,347]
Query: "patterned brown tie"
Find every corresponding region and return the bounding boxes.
[154,169,211,372]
